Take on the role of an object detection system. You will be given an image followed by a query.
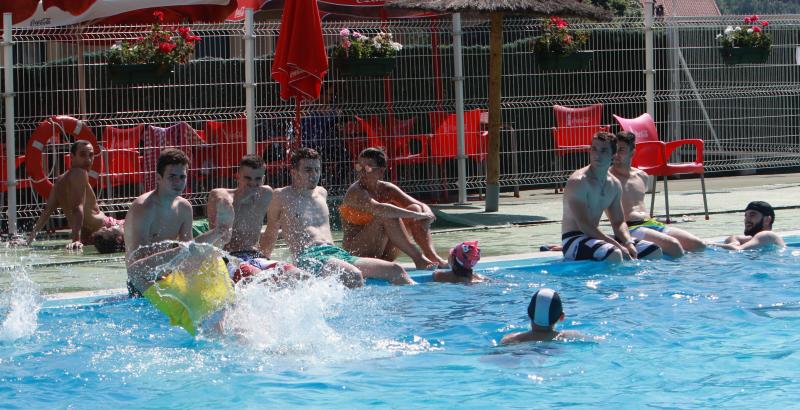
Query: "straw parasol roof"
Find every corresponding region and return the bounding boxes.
[385,0,613,19]
[387,0,612,211]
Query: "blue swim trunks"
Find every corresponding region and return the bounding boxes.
[295,244,360,271]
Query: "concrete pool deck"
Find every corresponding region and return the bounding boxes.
[5,172,800,295]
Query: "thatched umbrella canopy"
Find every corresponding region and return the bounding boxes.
[387,0,612,211]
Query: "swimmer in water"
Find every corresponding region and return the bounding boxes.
[501,288,586,344]
[713,201,785,251]
[432,241,487,284]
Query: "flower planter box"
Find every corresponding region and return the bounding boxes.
[719,47,770,65]
[108,63,175,84]
[334,57,396,77]
[535,51,593,72]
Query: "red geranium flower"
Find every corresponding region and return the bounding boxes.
[186,35,202,43]
[178,27,191,38]
[761,21,769,27]
[752,26,761,33]
[159,42,176,53]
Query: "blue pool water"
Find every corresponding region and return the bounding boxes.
[2,240,800,408]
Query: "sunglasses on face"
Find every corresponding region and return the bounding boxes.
[354,163,383,173]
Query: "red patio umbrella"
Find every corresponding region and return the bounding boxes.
[14,0,237,28]
[0,0,39,24]
[271,0,329,149]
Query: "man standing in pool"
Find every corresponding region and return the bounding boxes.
[26,140,123,250]
[258,147,414,286]
[714,201,784,250]
[610,131,706,257]
[561,132,662,263]
[125,148,233,295]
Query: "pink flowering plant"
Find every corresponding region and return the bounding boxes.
[333,28,403,60]
[106,11,201,66]
[716,15,772,49]
[533,16,590,56]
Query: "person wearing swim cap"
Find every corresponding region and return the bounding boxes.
[610,131,706,257]
[714,201,784,251]
[432,241,487,283]
[561,132,662,263]
[501,288,586,344]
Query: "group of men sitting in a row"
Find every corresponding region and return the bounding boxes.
[25,133,785,341]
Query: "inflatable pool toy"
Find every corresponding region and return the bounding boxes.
[143,257,234,335]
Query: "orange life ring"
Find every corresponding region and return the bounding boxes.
[25,115,102,199]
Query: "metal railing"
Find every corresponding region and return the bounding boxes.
[2,14,799,231]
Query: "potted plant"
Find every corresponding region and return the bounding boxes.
[717,15,772,65]
[106,11,201,84]
[533,16,592,71]
[332,29,403,77]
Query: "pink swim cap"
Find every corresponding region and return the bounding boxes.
[450,241,481,269]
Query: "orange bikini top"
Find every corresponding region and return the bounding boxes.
[339,205,374,225]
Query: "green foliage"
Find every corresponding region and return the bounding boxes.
[106,12,199,66]
[332,29,403,60]
[591,0,642,17]
[716,16,772,49]
[532,17,590,57]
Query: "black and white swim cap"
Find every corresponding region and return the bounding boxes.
[527,288,563,327]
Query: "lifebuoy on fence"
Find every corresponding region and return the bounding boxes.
[25,115,102,199]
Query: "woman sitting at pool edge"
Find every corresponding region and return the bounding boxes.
[340,147,448,269]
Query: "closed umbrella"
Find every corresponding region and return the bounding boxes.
[271,0,329,149]
[387,0,612,211]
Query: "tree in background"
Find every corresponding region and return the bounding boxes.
[591,0,642,17]
[717,0,800,14]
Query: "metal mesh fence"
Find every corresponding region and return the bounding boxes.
[1,15,799,228]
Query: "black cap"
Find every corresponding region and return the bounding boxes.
[745,201,775,222]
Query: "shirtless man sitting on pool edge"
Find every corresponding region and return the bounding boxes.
[259,147,414,286]
[560,132,662,263]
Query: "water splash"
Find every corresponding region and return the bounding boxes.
[222,272,354,360]
[0,269,42,341]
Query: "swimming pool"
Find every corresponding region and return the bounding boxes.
[2,238,799,408]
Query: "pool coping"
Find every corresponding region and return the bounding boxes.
[43,229,800,305]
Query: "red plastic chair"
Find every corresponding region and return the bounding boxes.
[103,124,144,150]
[203,118,247,179]
[613,113,708,222]
[0,144,29,192]
[101,125,145,188]
[552,104,608,193]
[353,116,428,182]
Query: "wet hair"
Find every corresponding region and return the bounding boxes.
[527,288,563,328]
[290,147,320,169]
[358,147,387,168]
[239,154,265,170]
[156,148,190,176]
[70,140,92,156]
[93,229,125,254]
[593,131,617,154]
[615,131,636,150]
[745,201,775,224]
[448,252,473,278]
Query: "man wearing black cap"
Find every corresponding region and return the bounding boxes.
[717,201,784,250]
